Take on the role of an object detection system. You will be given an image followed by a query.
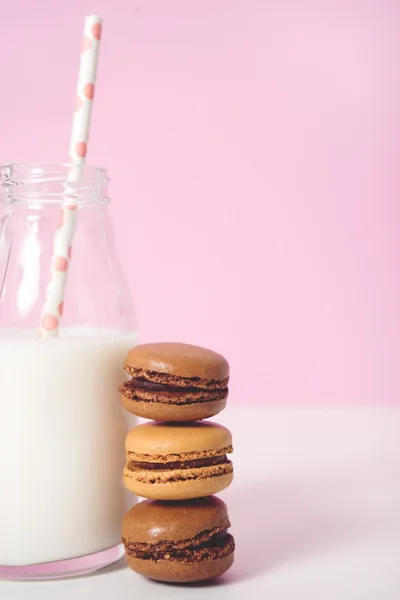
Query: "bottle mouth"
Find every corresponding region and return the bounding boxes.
[0,162,110,205]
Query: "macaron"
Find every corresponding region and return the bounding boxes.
[120,342,229,422]
[123,421,233,500]
[122,496,235,583]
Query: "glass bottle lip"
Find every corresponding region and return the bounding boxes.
[0,162,110,206]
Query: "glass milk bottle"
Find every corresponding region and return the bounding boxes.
[0,163,138,580]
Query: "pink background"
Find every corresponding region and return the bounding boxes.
[1,1,399,403]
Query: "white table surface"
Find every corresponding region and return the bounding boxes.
[1,406,400,599]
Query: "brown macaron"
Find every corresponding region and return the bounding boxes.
[120,342,229,422]
[122,496,235,583]
[123,421,233,500]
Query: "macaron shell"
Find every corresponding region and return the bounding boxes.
[125,421,232,456]
[122,496,229,542]
[126,552,234,583]
[121,394,227,422]
[124,342,229,381]
[123,471,233,500]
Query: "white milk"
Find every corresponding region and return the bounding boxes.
[0,328,138,566]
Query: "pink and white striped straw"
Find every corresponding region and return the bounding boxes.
[40,15,102,337]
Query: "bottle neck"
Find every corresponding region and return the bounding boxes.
[0,163,135,333]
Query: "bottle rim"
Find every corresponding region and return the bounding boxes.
[0,162,110,206]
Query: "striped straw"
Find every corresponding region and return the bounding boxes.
[40,15,102,337]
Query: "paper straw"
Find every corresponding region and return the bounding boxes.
[40,15,102,337]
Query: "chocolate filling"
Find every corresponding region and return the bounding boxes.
[121,381,228,406]
[125,368,229,390]
[123,530,235,563]
[128,455,228,471]
[128,378,209,393]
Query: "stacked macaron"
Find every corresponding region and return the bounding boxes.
[120,342,234,583]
